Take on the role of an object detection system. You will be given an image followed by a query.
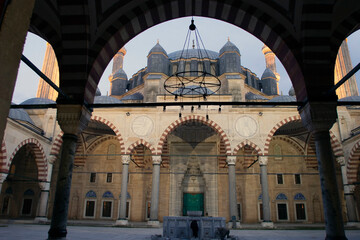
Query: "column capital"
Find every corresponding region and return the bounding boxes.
[0,173,7,183]
[336,156,346,166]
[122,155,131,164]
[348,184,355,193]
[48,155,58,164]
[258,155,269,166]
[152,155,162,165]
[226,156,237,165]
[56,104,92,135]
[299,101,337,133]
[39,182,50,191]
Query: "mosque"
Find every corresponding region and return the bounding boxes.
[1,38,359,227]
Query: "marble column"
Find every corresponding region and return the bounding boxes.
[148,155,161,226]
[300,102,347,240]
[48,104,91,240]
[116,155,131,226]
[226,156,239,228]
[35,182,50,223]
[259,156,273,228]
[337,156,359,224]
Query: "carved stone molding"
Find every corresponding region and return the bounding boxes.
[152,155,162,165]
[56,104,92,135]
[122,155,131,164]
[226,156,236,166]
[258,155,269,166]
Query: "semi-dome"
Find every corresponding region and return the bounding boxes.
[168,49,219,60]
[268,95,296,102]
[94,96,123,104]
[219,40,240,55]
[21,98,56,105]
[8,108,34,125]
[261,68,276,80]
[148,42,167,56]
[245,92,269,101]
[121,92,144,100]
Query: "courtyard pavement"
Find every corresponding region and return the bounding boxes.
[0,224,360,240]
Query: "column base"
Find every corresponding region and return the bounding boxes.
[34,217,49,224]
[346,222,360,228]
[261,221,274,228]
[115,219,129,226]
[148,220,160,227]
[226,221,240,229]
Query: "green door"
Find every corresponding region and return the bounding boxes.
[183,193,204,216]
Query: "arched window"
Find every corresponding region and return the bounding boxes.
[84,190,97,218]
[276,193,288,221]
[102,191,114,218]
[294,193,307,221]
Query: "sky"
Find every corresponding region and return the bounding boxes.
[12,17,360,104]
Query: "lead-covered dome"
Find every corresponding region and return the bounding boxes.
[168,49,219,60]
[148,42,168,56]
[261,68,276,80]
[94,96,123,104]
[8,107,34,125]
[219,40,240,55]
[21,98,56,105]
[268,95,296,102]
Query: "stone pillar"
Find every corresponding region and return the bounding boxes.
[226,156,240,228]
[148,155,161,226]
[115,155,130,226]
[48,105,91,240]
[34,182,50,223]
[0,0,35,145]
[337,156,359,224]
[300,102,347,240]
[259,156,273,228]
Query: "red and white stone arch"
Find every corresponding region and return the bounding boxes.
[263,115,301,155]
[156,115,231,155]
[126,139,156,155]
[8,138,47,182]
[87,135,119,154]
[233,140,263,156]
[347,141,360,184]
[0,141,7,174]
[329,131,344,157]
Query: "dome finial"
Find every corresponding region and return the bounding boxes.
[157,39,159,44]
[228,36,230,42]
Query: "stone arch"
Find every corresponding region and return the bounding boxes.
[156,115,231,155]
[49,131,64,160]
[91,116,125,154]
[272,136,305,156]
[0,141,7,173]
[126,139,156,155]
[329,131,344,157]
[347,141,360,184]
[86,136,119,155]
[263,115,301,155]
[8,138,47,182]
[233,140,262,156]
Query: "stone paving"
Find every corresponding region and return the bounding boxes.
[0,224,360,240]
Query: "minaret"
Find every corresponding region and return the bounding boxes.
[334,39,359,99]
[36,43,59,101]
[262,45,280,95]
[109,48,128,96]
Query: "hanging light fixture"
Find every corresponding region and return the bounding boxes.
[164,18,221,100]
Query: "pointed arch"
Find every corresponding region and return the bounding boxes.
[8,138,47,182]
[126,139,156,155]
[156,115,231,155]
[263,115,301,155]
[329,131,344,157]
[49,131,63,160]
[347,141,360,184]
[233,140,262,156]
[86,136,119,154]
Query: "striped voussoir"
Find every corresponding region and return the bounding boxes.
[305,136,317,169]
[91,116,125,154]
[126,139,156,155]
[156,115,231,155]
[263,115,301,155]
[347,141,360,184]
[329,131,344,157]
[0,141,7,174]
[49,132,64,161]
[86,136,119,155]
[233,140,262,156]
[8,138,47,182]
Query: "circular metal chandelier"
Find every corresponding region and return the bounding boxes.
[164,18,221,100]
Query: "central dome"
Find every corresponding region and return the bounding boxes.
[168,49,219,60]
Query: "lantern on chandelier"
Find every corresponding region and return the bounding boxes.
[163,18,221,100]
